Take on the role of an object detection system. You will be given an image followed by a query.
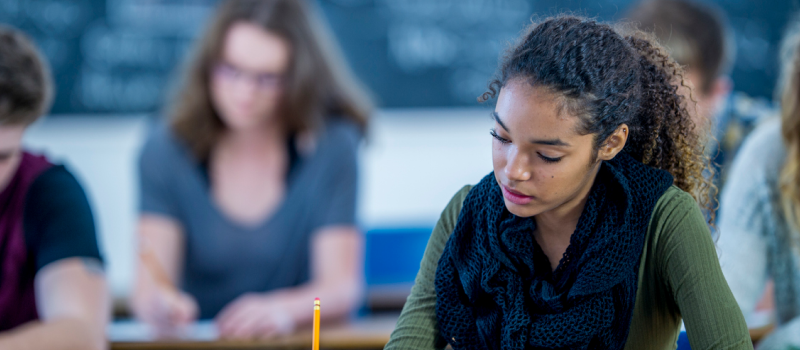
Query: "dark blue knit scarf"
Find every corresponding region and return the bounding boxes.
[434,151,674,350]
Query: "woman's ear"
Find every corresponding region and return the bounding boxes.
[598,124,628,161]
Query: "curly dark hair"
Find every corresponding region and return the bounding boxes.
[0,25,53,126]
[481,16,716,222]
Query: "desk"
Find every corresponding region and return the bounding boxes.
[110,313,398,350]
[745,308,774,344]
[749,324,774,344]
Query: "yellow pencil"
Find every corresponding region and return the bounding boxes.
[140,248,176,293]
[312,298,320,350]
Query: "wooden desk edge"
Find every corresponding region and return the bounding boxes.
[110,314,397,350]
[749,323,774,343]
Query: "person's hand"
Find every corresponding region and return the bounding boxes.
[216,293,296,340]
[135,286,199,335]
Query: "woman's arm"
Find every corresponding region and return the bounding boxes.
[216,225,364,339]
[132,127,198,329]
[0,258,109,350]
[716,136,773,321]
[384,185,472,350]
[659,191,752,349]
[717,195,770,325]
[130,215,198,329]
[752,316,800,349]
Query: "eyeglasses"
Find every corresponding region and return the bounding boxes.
[212,62,284,90]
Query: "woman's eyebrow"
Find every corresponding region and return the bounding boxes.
[491,112,509,131]
[530,138,570,146]
[493,111,570,147]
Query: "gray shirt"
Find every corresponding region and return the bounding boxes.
[138,119,360,319]
[717,118,800,349]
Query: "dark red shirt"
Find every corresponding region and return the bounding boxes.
[0,152,103,331]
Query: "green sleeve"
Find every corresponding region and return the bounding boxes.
[655,189,752,349]
[384,185,472,350]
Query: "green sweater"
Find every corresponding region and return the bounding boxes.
[385,185,752,350]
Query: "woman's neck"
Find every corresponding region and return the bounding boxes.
[533,163,601,270]
[219,121,287,154]
[535,194,588,239]
[209,121,289,226]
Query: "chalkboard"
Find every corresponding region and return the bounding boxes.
[0,0,214,114]
[0,0,795,114]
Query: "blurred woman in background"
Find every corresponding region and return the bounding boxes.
[131,0,372,339]
[718,16,800,350]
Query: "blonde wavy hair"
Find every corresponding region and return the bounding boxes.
[779,16,800,233]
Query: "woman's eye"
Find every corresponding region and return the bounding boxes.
[490,129,511,144]
[538,153,563,163]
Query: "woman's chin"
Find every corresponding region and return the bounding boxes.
[222,115,271,132]
[503,200,541,218]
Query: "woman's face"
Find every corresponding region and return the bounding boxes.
[210,21,291,132]
[491,80,603,218]
[0,125,24,193]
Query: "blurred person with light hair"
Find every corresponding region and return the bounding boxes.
[716,15,800,349]
[0,25,109,350]
[130,0,372,339]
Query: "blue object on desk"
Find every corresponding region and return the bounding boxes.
[365,228,433,285]
[677,331,690,350]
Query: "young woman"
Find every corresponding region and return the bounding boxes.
[384,17,751,350]
[130,0,372,339]
[0,26,108,350]
[717,17,800,350]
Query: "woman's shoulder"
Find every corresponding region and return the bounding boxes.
[733,117,785,176]
[298,117,363,160]
[741,117,783,151]
[318,117,362,147]
[653,185,694,213]
[719,118,784,213]
[140,120,192,165]
[436,185,474,236]
[649,185,702,230]
[423,185,475,258]
[646,185,710,255]
[445,185,474,213]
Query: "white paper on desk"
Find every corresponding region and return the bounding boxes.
[108,320,219,342]
[746,309,774,328]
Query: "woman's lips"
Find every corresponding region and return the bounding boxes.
[501,185,534,205]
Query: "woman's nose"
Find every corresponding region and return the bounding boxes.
[504,147,531,182]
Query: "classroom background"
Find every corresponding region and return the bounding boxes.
[1,0,793,316]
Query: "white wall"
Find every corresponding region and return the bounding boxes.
[21,108,494,298]
[359,108,493,227]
